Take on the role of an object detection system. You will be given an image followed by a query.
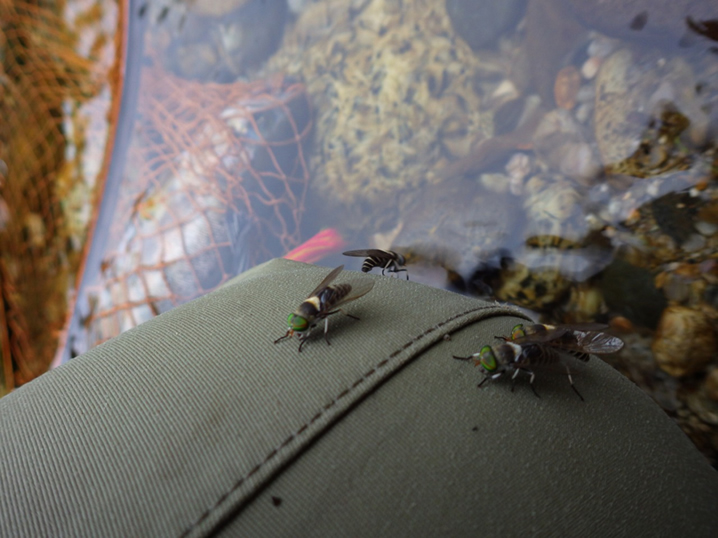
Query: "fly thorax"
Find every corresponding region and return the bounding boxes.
[297,297,321,320]
[518,343,543,362]
[497,342,523,364]
[525,323,548,336]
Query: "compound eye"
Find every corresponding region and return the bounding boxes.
[510,324,525,340]
[288,314,309,332]
[479,345,498,372]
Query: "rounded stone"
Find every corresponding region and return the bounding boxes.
[652,305,717,377]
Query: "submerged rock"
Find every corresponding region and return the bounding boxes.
[600,259,667,329]
[652,305,717,377]
[268,0,500,232]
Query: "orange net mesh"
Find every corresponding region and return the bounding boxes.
[0,0,123,391]
[76,60,312,350]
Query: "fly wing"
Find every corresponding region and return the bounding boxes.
[513,345,585,374]
[307,265,344,298]
[524,331,622,359]
[331,278,375,309]
[512,327,570,345]
[555,323,609,331]
[343,249,389,258]
[557,323,608,331]
[573,331,625,354]
[514,323,623,356]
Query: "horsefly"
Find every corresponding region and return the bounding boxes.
[454,323,623,401]
[274,265,374,352]
[343,249,409,279]
[454,342,586,400]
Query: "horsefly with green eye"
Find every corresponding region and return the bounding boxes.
[453,323,624,400]
[274,265,374,352]
[342,249,409,280]
[453,342,586,400]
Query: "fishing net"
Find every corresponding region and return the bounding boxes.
[0,0,123,391]
[74,59,313,351]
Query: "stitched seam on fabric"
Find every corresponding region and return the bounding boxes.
[180,304,525,537]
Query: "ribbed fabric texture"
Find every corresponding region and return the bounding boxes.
[230,316,718,537]
[0,259,532,536]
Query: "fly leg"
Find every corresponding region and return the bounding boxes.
[319,310,359,346]
[323,316,333,346]
[526,370,541,398]
[565,364,585,401]
[273,330,292,345]
[452,354,481,362]
[479,371,504,390]
[384,260,409,280]
[297,325,316,352]
[452,354,485,372]
[510,368,521,393]
[327,309,360,321]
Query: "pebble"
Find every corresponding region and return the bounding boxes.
[705,369,718,402]
[695,220,718,237]
[505,153,531,195]
[682,234,706,252]
[581,56,602,79]
[652,306,717,377]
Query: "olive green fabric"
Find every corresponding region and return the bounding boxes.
[0,258,717,537]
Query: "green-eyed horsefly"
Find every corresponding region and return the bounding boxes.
[274,265,374,352]
[454,342,584,400]
[342,249,409,280]
[454,323,624,401]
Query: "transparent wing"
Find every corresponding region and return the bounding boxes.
[342,249,389,258]
[552,323,609,331]
[307,265,344,298]
[512,327,570,345]
[330,278,375,309]
[516,329,623,356]
[573,331,625,354]
[513,346,579,374]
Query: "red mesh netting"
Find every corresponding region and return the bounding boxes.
[0,0,123,391]
[77,61,313,349]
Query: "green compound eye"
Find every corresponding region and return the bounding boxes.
[288,314,309,332]
[510,324,526,340]
[479,345,498,372]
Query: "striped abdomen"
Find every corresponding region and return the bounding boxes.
[517,344,562,367]
[560,348,591,362]
[365,251,403,272]
[318,283,353,311]
[344,249,404,273]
